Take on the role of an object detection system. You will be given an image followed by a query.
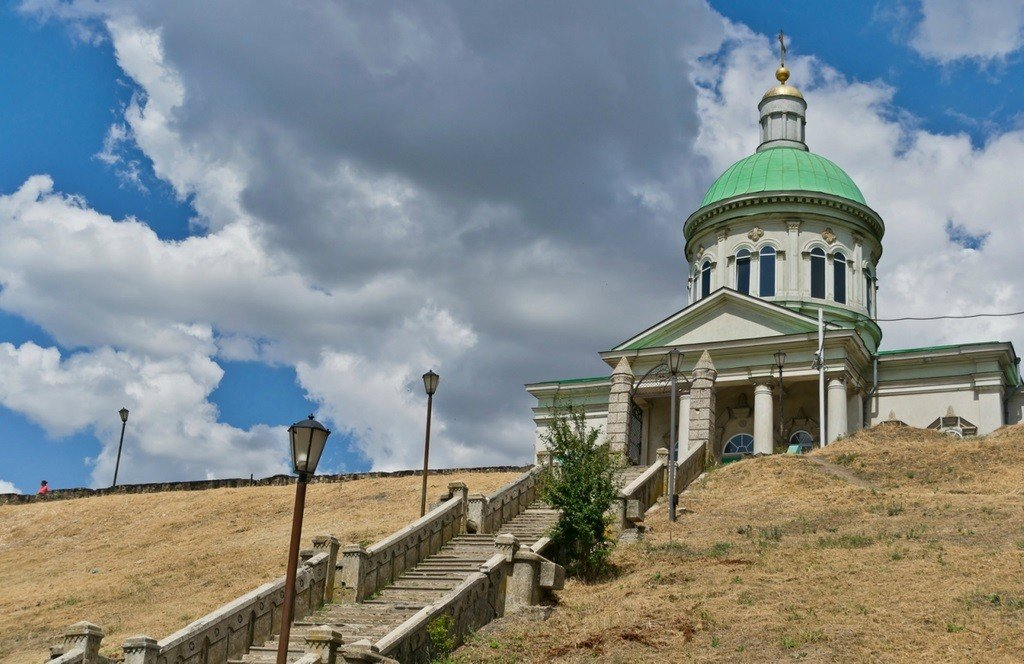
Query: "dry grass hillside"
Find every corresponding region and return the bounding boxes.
[457,425,1024,663]
[0,470,520,663]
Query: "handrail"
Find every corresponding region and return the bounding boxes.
[468,466,544,534]
[374,552,510,662]
[675,441,706,494]
[341,485,468,602]
[152,551,331,664]
[615,457,666,530]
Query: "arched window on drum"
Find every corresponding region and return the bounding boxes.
[700,260,712,298]
[810,248,826,299]
[759,246,776,297]
[833,252,847,304]
[735,249,751,295]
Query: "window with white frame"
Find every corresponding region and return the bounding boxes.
[736,249,751,295]
[833,251,847,304]
[810,247,826,299]
[759,246,776,297]
[700,260,712,298]
[724,433,754,455]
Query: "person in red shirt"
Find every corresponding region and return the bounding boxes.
[37,480,50,495]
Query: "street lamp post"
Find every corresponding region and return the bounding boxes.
[111,407,130,487]
[774,351,787,449]
[420,370,440,517]
[277,414,331,664]
[666,349,683,522]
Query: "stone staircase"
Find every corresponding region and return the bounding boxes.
[232,502,559,664]
[619,464,647,488]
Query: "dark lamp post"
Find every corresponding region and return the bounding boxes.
[666,349,684,523]
[277,414,331,664]
[111,407,130,487]
[774,351,787,448]
[420,370,439,517]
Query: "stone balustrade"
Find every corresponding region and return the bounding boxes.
[373,550,511,663]
[47,622,109,664]
[371,533,563,663]
[675,440,707,495]
[615,449,668,530]
[467,466,544,534]
[339,483,469,603]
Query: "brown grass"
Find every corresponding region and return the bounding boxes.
[0,470,520,663]
[457,425,1024,663]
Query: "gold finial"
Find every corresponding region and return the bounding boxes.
[776,30,790,84]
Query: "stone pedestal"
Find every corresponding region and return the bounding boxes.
[753,382,774,455]
[688,350,718,465]
[605,356,634,459]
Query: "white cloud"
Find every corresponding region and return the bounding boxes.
[0,480,21,494]
[910,0,1024,64]
[7,2,1022,492]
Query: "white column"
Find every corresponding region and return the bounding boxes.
[786,221,800,295]
[716,229,728,289]
[753,383,774,455]
[678,392,691,451]
[827,377,848,444]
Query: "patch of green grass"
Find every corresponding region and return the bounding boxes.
[817,534,875,549]
[779,629,826,649]
[886,503,905,516]
[946,621,964,633]
[759,526,783,542]
[834,453,858,465]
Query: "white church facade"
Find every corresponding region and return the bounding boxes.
[527,58,1023,466]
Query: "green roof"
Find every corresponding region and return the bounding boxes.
[701,148,866,207]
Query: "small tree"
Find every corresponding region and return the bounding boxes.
[541,405,622,579]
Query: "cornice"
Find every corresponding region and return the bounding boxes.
[684,192,886,245]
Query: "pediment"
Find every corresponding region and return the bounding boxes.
[614,289,819,350]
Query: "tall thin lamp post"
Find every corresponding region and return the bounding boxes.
[277,414,331,664]
[774,351,786,449]
[666,349,683,522]
[111,407,130,487]
[420,370,440,517]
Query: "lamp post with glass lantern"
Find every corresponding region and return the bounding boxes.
[774,351,787,449]
[111,407,130,487]
[276,414,331,664]
[666,349,683,522]
[420,370,440,517]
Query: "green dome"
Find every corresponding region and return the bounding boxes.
[701,148,866,207]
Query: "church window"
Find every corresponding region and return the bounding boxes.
[865,266,873,315]
[736,249,750,294]
[789,430,814,452]
[724,433,754,455]
[810,248,826,298]
[759,246,776,296]
[700,260,712,298]
[833,252,847,304]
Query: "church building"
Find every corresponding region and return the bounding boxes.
[527,54,1023,466]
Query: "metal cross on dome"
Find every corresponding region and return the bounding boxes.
[778,30,787,66]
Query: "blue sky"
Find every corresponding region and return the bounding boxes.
[1,1,1023,494]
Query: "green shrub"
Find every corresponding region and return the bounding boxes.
[427,614,456,659]
[541,405,622,580]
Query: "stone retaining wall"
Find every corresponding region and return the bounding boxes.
[1,466,530,506]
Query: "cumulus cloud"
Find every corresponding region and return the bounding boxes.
[7,2,1023,489]
[909,0,1024,64]
[0,480,21,494]
[5,1,729,484]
